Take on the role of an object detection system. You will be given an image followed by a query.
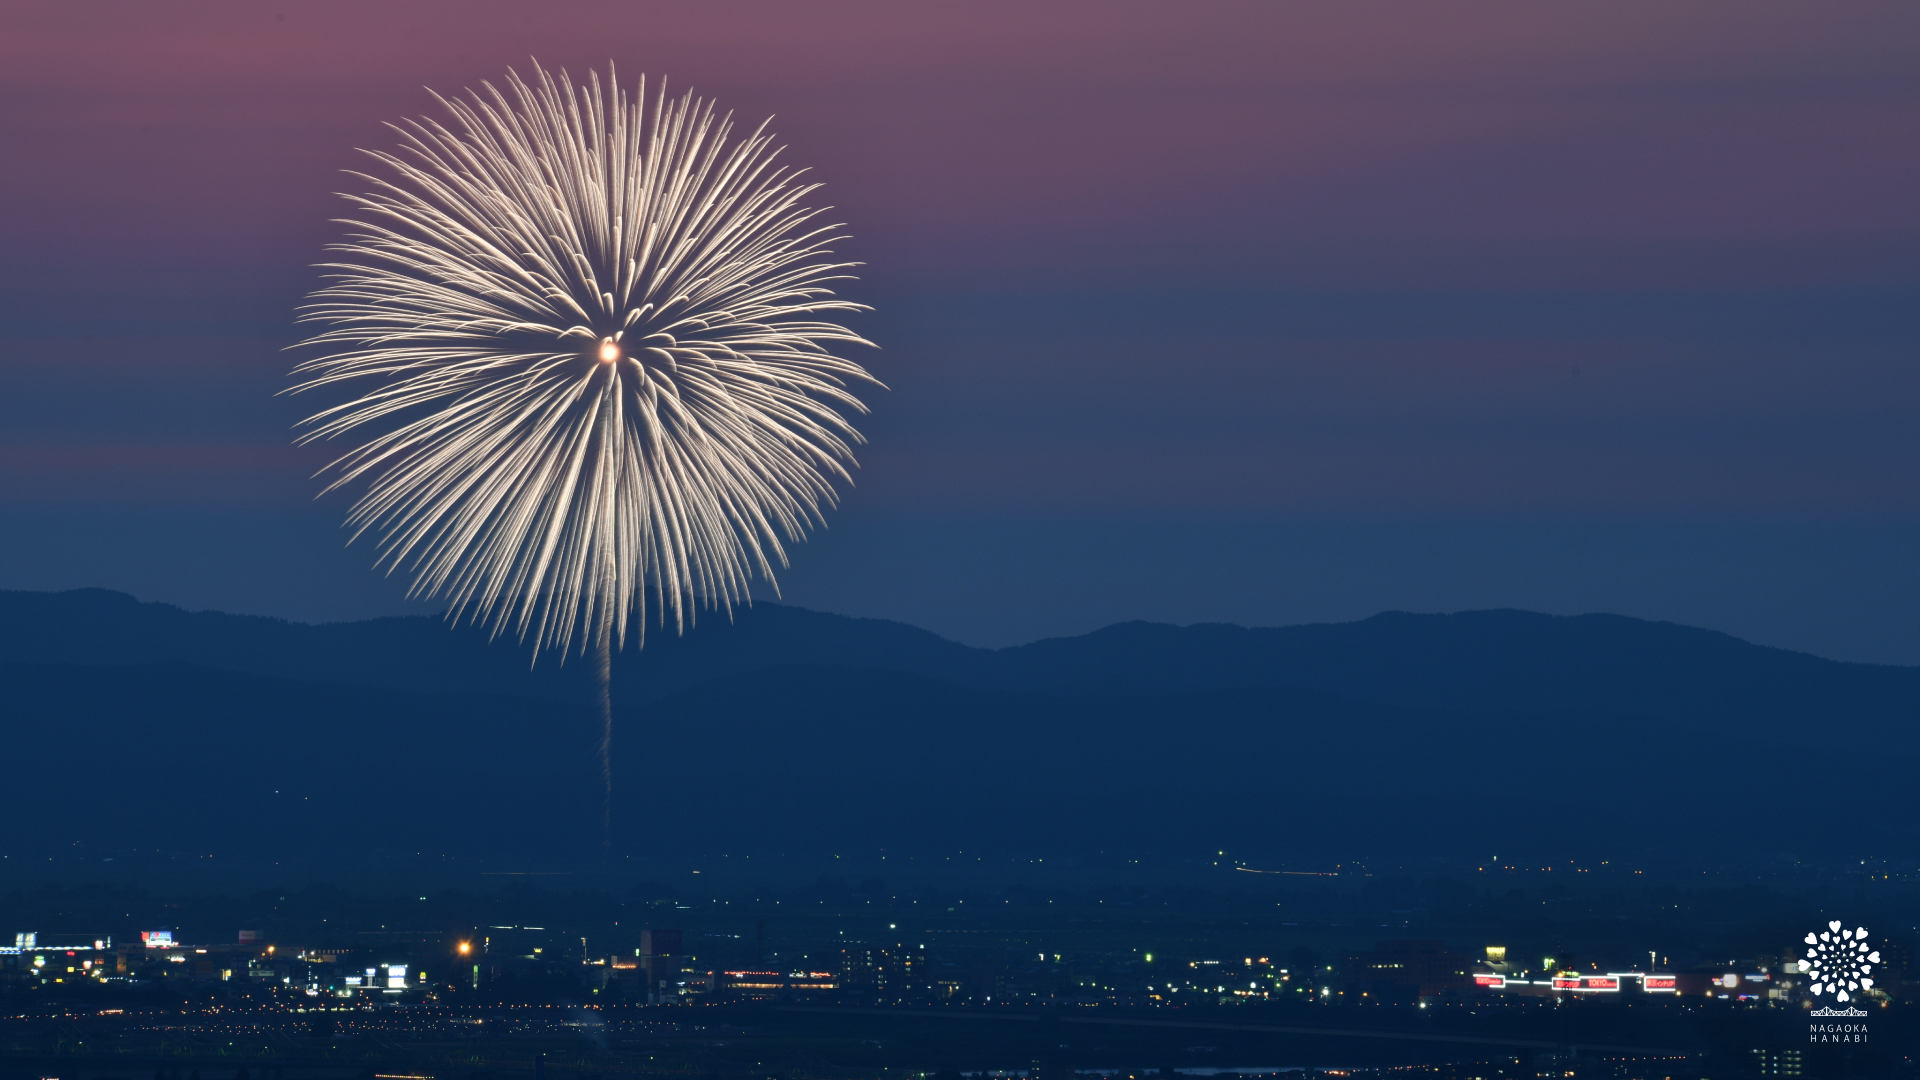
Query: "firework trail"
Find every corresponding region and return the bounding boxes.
[288,62,877,855]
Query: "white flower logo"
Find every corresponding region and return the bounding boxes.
[1802,920,1879,1001]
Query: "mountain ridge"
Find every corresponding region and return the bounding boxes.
[3,588,1915,747]
[3,588,1916,868]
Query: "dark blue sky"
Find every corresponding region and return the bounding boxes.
[2,1,1918,660]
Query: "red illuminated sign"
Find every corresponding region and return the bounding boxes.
[1552,977,1581,989]
[1645,976,1676,990]
[1474,975,1504,987]
[1583,977,1619,991]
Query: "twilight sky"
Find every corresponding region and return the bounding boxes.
[3,1,1919,660]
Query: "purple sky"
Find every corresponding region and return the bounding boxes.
[3,1,1918,658]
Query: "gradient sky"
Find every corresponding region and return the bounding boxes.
[3,1,1918,660]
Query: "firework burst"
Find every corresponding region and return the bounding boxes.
[290,62,876,655]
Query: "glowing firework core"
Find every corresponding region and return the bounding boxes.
[597,339,620,364]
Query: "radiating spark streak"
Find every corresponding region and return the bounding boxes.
[288,62,878,659]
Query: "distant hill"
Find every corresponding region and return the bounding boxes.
[0,588,1913,869]
[4,588,1917,741]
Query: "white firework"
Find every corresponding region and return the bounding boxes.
[289,61,877,658]
[1802,920,1879,1001]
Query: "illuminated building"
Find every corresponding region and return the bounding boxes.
[607,954,639,995]
[720,970,838,1000]
[1750,1049,1803,1076]
[638,928,681,1003]
[1,933,114,985]
[604,928,712,1003]
[840,941,930,1002]
[1468,968,1718,997]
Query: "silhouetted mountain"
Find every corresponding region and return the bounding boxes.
[0,587,975,704]
[975,612,1920,743]
[4,588,1918,743]
[1,588,1914,870]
